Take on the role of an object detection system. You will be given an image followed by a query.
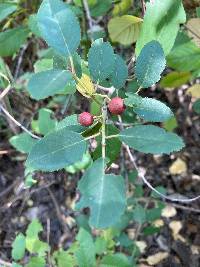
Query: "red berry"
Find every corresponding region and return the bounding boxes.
[78,112,94,126]
[108,97,126,115]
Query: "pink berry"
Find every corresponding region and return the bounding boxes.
[108,97,126,115]
[78,112,94,126]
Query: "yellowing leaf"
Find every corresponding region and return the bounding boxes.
[76,74,96,98]
[169,158,187,175]
[186,18,200,47]
[162,205,177,218]
[187,84,200,98]
[160,71,191,88]
[145,252,169,265]
[108,15,143,45]
[112,0,132,16]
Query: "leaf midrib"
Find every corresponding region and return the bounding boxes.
[27,136,86,165]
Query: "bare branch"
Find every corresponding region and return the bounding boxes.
[82,0,94,40]
[125,144,200,203]
[0,104,40,140]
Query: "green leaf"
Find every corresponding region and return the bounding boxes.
[93,124,121,164]
[25,257,45,267]
[146,207,163,222]
[38,108,57,135]
[53,250,74,267]
[193,99,200,114]
[160,71,191,88]
[136,0,186,56]
[25,220,49,255]
[0,3,17,23]
[163,117,178,132]
[119,125,184,154]
[25,174,37,188]
[143,226,160,236]
[90,0,112,17]
[12,234,26,261]
[34,59,53,73]
[132,204,146,224]
[75,228,96,267]
[77,158,126,228]
[26,219,43,238]
[109,55,128,89]
[100,253,132,267]
[26,129,87,171]
[28,14,41,37]
[197,7,200,18]
[95,237,107,255]
[27,70,75,100]
[112,0,132,16]
[88,38,115,82]
[56,114,85,133]
[12,263,23,267]
[53,52,68,70]
[117,233,133,248]
[37,0,81,57]
[0,27,29,57]
[167,41,200,72]
[66,152,92,174]
[9,133,38,154]
[125,94,173,122]
[26,239,49,255]
[108,15,142,45]
[135,40,166,88]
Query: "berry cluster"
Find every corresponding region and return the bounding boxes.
[78,97,125,126]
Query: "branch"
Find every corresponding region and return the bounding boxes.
[0,72,12,100]
[140,0,146,17]
[14,42,29,80]
[0,104,40,140]
[125,145,200,203]
[101,99,107,158]
[82,0,94,39]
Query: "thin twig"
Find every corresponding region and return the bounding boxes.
[102,99,107,159]
[137,197,200,213]
[47,218,52,267]
[14,42,29,80]
[0,104,40,139]
[46,187,71,234]
[82,0,94,39]
[97,85,115,94]
[171,203,200,214]
[140,0,146,17]
[118,115,129,192]
[125,145,200,203]
[0,72,11,100]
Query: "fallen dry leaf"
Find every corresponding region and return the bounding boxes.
[169,220,186,242]
[191,245,200,255]
[145,252,169,265]
[186,84,200,98]
[162,205,177,218]
[169,220,182,236]
[169,158,187,175]
[136,241,147,253]
[153,219,164,227]
[186,18,200,47]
